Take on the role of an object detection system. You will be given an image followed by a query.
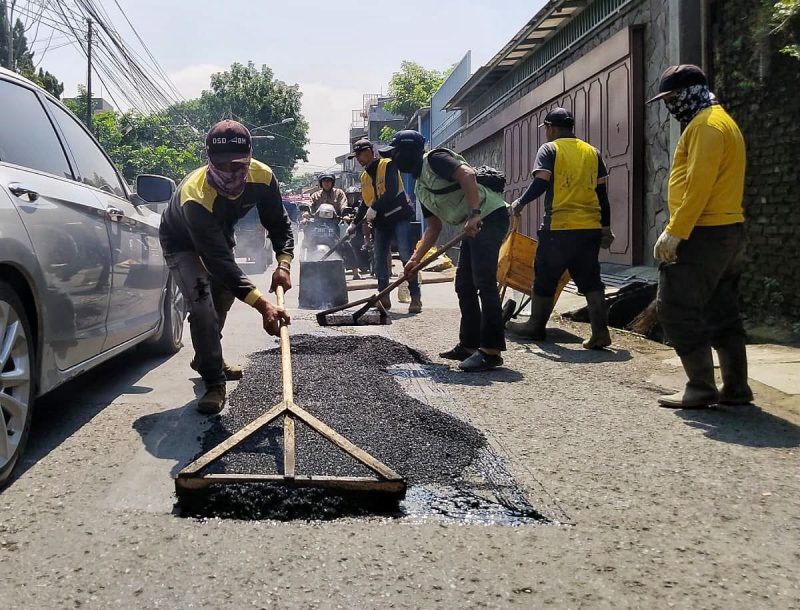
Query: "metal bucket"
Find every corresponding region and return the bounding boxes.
[298,259,349,310]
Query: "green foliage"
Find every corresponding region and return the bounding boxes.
[193,61,309,181]
[286,172,316,190]
[383,61,449,120]
[63,87,202,183]
[772,0,800,59]
[379,126,398,143]
[0,0,64,97]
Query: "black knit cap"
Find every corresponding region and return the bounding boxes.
[647,64,708,103]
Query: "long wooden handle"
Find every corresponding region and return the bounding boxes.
[275,286,293,403]
[372,230,466,300]
[275,285,296,478]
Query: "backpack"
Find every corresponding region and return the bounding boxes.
[423,164,507,195]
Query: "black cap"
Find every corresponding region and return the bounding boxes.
[539,108,574,128]
[347,139,373,159]
[379,129,426,157]
[206,120,251,164]
[647,64,707,103]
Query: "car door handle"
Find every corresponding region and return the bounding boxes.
[8,182,39,202]
[107,207,125,222]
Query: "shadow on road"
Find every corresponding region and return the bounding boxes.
[16,346,174,482]
[674,404,800,449]
[513,334,633,364]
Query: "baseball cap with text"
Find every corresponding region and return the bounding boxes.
[205,120,252,164]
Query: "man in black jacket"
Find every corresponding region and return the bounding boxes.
[159,120,293,414]
[346,139,421,312]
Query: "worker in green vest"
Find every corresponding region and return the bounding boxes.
[508,108,615,349]
[383,130,509,372]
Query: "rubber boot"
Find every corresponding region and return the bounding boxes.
[197,384,226,415]
[408,297,422,314]
[582,291,612,349]
[506,295,553,340]
[715,338,754,405]
[658,346,719,408]
[378,294,392,311]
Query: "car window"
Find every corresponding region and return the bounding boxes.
[46,100,126,197]
[0,79,72,178]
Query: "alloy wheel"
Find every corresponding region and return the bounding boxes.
[0,300,32,470]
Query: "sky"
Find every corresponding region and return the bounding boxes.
[22,0,546,173]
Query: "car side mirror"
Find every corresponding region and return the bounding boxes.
[134,174,175,204]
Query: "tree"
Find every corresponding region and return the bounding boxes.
[66,88,202,183]
[189,61,310,181]
[0,0,64,97]
[383,61,450,121]
[773,0,800,59]
[379,126,398,143]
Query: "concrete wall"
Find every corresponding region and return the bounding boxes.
[711,0,800,322]
[443,0,684,263]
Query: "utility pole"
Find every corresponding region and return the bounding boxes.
[85,18,93,130]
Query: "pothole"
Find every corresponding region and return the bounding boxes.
[177,335,549,524]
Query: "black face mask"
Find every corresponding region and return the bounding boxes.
[393,147,423,175]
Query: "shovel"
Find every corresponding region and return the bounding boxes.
[316,231,465,326]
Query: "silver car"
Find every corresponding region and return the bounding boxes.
[0,68,186,487]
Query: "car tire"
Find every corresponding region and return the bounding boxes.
[0,280,36,490]
[149,277,186,355]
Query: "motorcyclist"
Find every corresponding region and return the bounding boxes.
[307,173,348,217]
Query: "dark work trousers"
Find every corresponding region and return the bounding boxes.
[165,251,236,387]
[373,218,421,299]
[657,223,746,356]
[455,208,510,351]
[533,228,604,297]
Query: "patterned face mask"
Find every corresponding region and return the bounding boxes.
[206,158,251,199]
[664,84,718,123]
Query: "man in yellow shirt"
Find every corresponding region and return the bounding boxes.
[649,64,752,408]
[507,108,615,349]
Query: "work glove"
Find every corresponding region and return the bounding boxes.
[600,226,615,249]
[346,222,357,235]
[510,198,524,216]
[270,265,292,293]
[653,229,681,263]
[365,207,377,222]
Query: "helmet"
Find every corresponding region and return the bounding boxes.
[316,203,336,219]
[389,130,426,151]
[318,173,335,186]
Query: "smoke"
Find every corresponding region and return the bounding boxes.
[298,259,349,310]
[304,245,342,263]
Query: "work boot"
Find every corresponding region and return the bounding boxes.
[582,291,612,349]
[506,295,553,340]
[191,359,243,381]
[378,294,392,311]
[197,384,226,415]
[658,347,719,408]
[715,338,754,405]
[408,298,422,314]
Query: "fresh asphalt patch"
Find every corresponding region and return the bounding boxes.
[180,334,546,523]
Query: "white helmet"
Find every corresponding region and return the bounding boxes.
[316,203,336,219]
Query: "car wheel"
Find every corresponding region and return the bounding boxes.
[0,280,35,489]
[150,277,186,355]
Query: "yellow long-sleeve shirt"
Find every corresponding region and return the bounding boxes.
[667,105,746,240]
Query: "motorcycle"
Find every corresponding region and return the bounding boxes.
[299,203,341,261]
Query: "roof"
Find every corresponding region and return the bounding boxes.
[445,0,591,110]
[406,106,431,130]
